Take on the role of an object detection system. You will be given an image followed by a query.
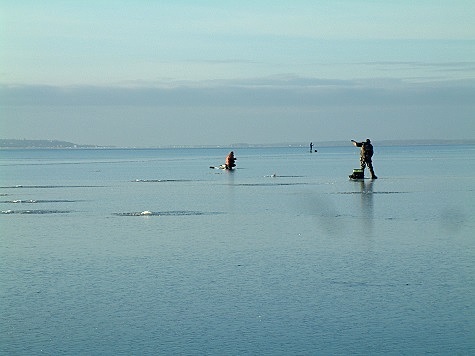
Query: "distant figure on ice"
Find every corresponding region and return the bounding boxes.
[310,142,313,153]
[351,139,377,179]
[224,151,236,170]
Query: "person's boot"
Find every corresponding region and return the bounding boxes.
[369,168,377,179]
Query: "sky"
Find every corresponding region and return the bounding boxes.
[1,1,475,147]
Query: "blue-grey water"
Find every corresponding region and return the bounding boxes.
[1,145,474,355]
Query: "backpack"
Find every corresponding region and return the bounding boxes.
[362,142,373,157]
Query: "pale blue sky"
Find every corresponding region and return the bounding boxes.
[1,1,475,146]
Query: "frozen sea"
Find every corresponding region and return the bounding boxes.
[1,145,474,355]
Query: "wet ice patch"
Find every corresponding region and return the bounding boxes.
[333,191,409,195]
[0,185,102,189]
[113,210,222,217]
[232,182,308,187]
[1,209,72,214]
[133,179,193,183]
[1,199,79,204]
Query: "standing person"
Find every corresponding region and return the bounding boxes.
[225,151,236,170]
[310,142,313,153]
[351,139,377,179]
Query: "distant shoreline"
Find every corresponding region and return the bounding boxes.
[0,139,110,149]
[1,138,474,149]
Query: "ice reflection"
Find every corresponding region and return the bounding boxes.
[358,180,374,235]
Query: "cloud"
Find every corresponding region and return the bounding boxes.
[366,61,475,69]
[2,75,474,147]
[2,76,474,109]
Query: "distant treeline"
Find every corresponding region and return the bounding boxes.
[0,139,95,148]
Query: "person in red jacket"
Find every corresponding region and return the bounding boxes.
[225,151,236,170]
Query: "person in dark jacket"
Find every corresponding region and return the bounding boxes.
[351,139,377,179]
